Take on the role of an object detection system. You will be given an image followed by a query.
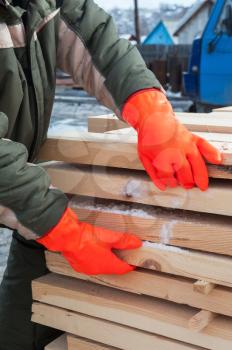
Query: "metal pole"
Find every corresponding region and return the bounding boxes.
[134,0,141,45]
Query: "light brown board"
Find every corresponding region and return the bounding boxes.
[33,273,232,349]
[71,200,232,256]
[39,133,232,173]
[45,252,232,318]
[88,115,127,133]
[213,106,232,112]
[44,163,232,217]
[87,113,232,134]
[46,246,232,287]
[118,245,232,287]
[45,334,67,350]
[32,303,213,350]
[106,127,232,143]
[68,335,117,350]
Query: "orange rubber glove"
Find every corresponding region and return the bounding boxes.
[122,89,222,191]
[37,208,141,275]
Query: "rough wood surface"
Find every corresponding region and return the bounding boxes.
[71,202,232,256]
[87,113,232,134]
[32,302,223,350]
[106,127,232,143]
[46,252,232,301]
[193,281,216,295]
[67,336,117,350]
[45,334,67,350]
[88,115,127,133]
[188,311,216,332]
[33,273,232,348]
[213,106,232,112]
[38,133,232,175]
[117,245,232,287]
[43,163,232,217]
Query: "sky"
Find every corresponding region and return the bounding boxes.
[95,0,196,10]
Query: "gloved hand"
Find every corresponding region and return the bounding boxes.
[122,89,222,191]
[37,208,141,275]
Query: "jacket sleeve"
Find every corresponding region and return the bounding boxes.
[0,113,68,240]
[57,0,162,115]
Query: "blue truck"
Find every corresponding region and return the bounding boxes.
[184,0,232,111]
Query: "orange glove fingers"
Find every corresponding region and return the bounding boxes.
[188,149,209,191]
[155,168,178,188]
[197,138,222,164]
[174,158,195,189]
[62,249,135,275]
[111,232,142,250]
[141,155,166,191]
[80,223,142,250]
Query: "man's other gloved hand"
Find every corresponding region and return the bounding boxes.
[37,208,142,275]
[122,89,222,191]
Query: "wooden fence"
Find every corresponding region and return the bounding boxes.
[138,44,192,93]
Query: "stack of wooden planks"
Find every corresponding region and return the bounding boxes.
[33,108,232,350]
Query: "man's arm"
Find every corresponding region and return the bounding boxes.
[0,112,68,239]
[0,112,141,274]
[57,0,161,115]
[56,0,221,191]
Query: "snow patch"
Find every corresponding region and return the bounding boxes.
[123,179,143,198]
[143,241,189,254]
[160,220,177,244]
[70,198,155,219]
[171,197,184,209]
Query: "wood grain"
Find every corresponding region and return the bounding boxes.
[46,250,232,293]
[39,133,232,175]
[188,311,216,332]
[32,302,222,350]
[43,163,232,217]
[71,203,232,256]
[193,281,216,295]
[87,113,232,134]
[67,336,117,350]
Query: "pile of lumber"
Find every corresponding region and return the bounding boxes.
[33,108,232,350]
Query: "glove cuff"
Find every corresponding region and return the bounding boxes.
[36,208,80,251]
[122,88,169,129]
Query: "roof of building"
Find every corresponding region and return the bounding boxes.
[143,20,174,45]
[173,0,215,36]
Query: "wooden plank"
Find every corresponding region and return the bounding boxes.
[88,115,127,133]
[45,334,67,350]
[44,163,232,217]
[33,273,232,349]
[67,334,203,350]
[46,251,232,317]
[46,247,232,292]
[87,113,232,133]
[213,106,232,112]
[32,303,217,350]
[188,311,216,332]
[193,281,216,295]
[70,202,232,256]
[106,127,232,143]
[117,244,232,287]
[68,336,116,350]
[38,133,232,179]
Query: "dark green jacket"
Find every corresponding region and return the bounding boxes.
[0,0,161,239]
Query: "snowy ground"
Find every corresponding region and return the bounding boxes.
[0,88,191,282]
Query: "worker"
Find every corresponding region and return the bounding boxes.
[0,1,222,349]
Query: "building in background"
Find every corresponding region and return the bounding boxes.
[173,0,215,44]
[143,20,174,45]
